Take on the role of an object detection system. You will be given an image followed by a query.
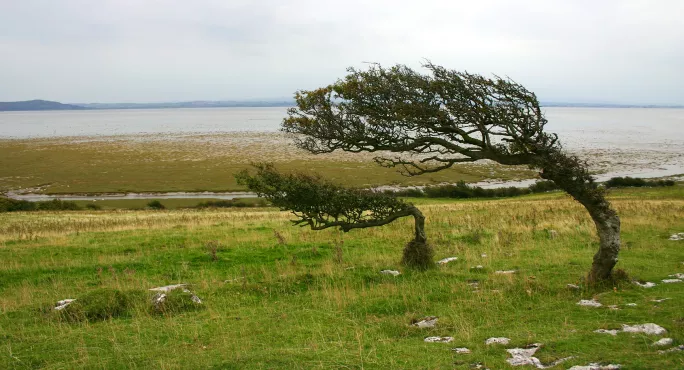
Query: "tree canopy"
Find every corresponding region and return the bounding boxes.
[282,62,621,282]
[236,163,432,268]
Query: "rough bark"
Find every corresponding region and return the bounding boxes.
[535,149,621,282]
[400,206,434,270]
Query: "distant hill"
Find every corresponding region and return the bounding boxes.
[0,100,88,112]
[541,101,684,108]
[2,99,681,112]
[77,100,295,109]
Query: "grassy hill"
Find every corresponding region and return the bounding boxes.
[0,100,86,112]
[0,188,682,368]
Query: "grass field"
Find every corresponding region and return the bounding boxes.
[1,187,683,369]
[0,134,535,194]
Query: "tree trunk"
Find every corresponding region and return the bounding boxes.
[400,206,434,270]
[536,149,621,282]
[587,209,621,282]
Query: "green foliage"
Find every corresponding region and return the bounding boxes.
[235,163,411,231]
[195,198,268,208]
[146,200,166,209]
[58,288,138,322]
[0,196,81,212]
[400,239,434,270]
[605,176,675,188]
[150,289,203,315]
[85,202,102,210]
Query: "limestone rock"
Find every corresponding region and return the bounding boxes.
[437,257,458,265]
[621,323,666,335]
[577,299,602,307]
[412,316,438,328]
[424,336,453,343]
[485,337,510,345]
[54,299,76,311]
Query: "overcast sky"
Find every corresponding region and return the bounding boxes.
[1,0,682,104]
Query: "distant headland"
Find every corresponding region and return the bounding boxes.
[1,99,682,112]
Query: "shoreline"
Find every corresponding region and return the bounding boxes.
[6,168,682,202]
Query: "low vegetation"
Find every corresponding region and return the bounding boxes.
[0,197,81,212]
[1,187,682,368]
[605,176,676,188]
[0,134,534,194]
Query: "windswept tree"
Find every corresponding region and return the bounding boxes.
[235,163,433,269]
[282,63,621,282]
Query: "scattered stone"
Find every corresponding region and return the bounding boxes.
[152,293,167,305]
[424,336,453,343]
[625,303,637,307]
[651,298,670,303]
[668,273,684,279]
[437,257,458,265]
[568,364,621,370]
[607,305,620,310]
[505,343,573,369]
[485,337,510,345]
[661,279,682,284]
[149,284,188,292]
[224,277,244,283]
[621,323,667,335]
[577,299,602,308]
[54,299,76,311]
[471,265,484,270]
[633,281,656,288]
[452,347,471,354]
[668,233,684,241]
[653,338,673,346]
[412,316,438,328]
[658,344,684,354]
[594,329,619,336]
[470,362,490,369]
[380,270,401,276]
[149,284,202,304]
[495,270,517,275]
[481,253,488,258]
[567,284,580,290]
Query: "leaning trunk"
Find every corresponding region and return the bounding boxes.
[400,206,434,270]
[536,149,621,282]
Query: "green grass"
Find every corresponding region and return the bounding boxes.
[0,134,534,194]
[0,187,683,368]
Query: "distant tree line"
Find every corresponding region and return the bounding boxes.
[604,177,675,188]
[0,197,81,212]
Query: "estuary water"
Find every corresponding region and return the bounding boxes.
[0,107,683,153]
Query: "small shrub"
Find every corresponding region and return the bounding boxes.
[195,199,268,208]
[205,240,221,261]
[528,180,559,193]
[85,203,102,210]
[401,240,434,270]
[151,289,203,315]
[59,288,138,322]
[147,200,165,209]
[605,176,675,188]
[0,197,36,212]
[274,230,286,245]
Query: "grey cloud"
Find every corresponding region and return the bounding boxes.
[0,0,681,104]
